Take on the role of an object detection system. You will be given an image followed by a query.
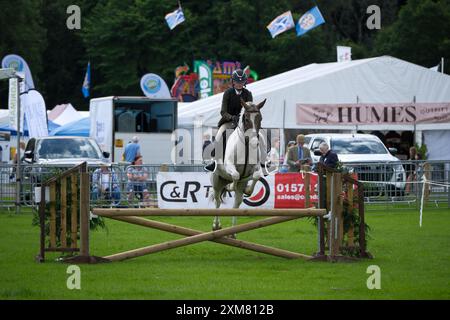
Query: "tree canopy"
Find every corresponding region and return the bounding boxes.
[0,0,448,110]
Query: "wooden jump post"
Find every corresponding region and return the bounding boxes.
[317,163,372,261]
[36,162,92,262]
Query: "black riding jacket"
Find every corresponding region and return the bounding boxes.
[217,87,253,127]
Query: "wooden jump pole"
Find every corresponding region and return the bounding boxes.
[103,216,303,262]
[108,216,312,260]
[329,172,343,258]
[79,163,90,257]
[93,208,326,217]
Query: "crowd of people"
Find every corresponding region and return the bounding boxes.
[91,136,151,206]
[276,134,338,173]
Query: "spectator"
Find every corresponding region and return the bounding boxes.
[405,147,417,174]
[13,141,26,164]
[279,141,296,173]
[318,142,339,169]
[126,155,150,203]
[123,136,141,163]
[405,147,422,194]
[92,164,121,205]
[268,137,280,167]
[10,141,26,180]
[286,134,312,172]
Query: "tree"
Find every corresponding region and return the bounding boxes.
[0,0,46,108]
[374,0,450,72]
[39,0,93,110]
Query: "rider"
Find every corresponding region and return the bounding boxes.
[204,69,252,172]
[204,68,268,173]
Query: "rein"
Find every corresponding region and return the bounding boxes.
[236,110,260,177]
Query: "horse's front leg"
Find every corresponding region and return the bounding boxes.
[212,176,224,231]
[244,166,263,196]
[225,164,240,191]
[213,195,221,231]
[231,185,245,239]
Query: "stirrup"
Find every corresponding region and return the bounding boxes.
[261,160,277,176]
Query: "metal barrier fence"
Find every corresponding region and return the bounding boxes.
[1,161,449,211]
[0,163,206,210]
[344,160,450,210]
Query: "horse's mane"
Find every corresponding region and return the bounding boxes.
[238,106,246,130]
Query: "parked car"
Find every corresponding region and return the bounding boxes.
[19,137,111,205]
[305,133,406,195]
[23,136,110,166]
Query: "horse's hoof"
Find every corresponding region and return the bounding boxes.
[212,224,222,231]
[228,234,237,239]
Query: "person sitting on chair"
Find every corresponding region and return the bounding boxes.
[126,155,150,203]
[92,163,121,206]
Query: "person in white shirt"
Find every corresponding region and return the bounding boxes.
[92,164,121,205]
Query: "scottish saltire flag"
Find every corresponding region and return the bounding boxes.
[295,6,325,37]
[81,62,90,98]
[267,11,295,38]
[165,7,185,30]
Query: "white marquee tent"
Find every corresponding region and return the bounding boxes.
[178,56,450,160]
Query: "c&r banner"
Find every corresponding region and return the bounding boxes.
[156,172,318,209]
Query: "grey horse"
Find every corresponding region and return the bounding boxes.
[211,98,267,232]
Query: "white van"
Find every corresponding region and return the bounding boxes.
[89,96,177,164]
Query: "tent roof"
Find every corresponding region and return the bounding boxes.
[178,56,450,129]
[48,103,85,126]
[49,117,90,137]
[0,118,60,136]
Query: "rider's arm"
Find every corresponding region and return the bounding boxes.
[247,90,253,103]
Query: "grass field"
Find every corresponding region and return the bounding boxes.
[0,206,449,300]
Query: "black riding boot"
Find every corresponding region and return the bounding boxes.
[204,132,227,172]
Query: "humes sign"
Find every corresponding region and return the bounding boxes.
[296,103,450,125]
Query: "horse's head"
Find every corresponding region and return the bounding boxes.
[240,98,266,135]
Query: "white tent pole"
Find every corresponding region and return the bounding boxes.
[442,57,445,74]
[280,100,286,158]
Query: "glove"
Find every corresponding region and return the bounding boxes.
[231,115,239,124]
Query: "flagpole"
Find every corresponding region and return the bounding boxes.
[15,74,23,214]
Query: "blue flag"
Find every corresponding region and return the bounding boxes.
[295,6,325,37]
[165,7,185,30]
[82,62,90,98]
[267,11,295,38]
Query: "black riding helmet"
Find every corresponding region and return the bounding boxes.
[231,69,248,85]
